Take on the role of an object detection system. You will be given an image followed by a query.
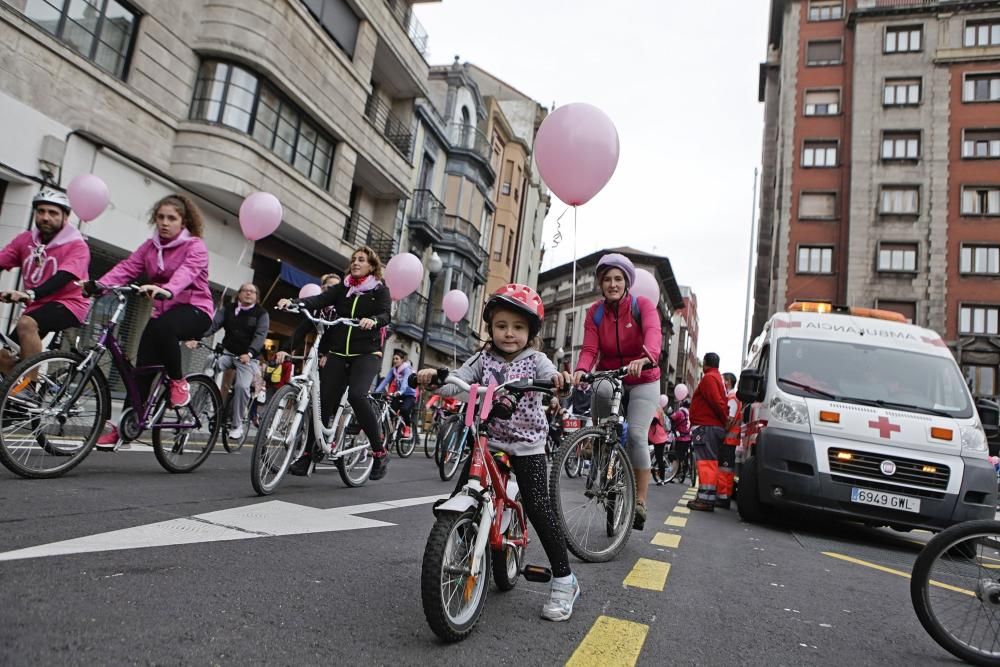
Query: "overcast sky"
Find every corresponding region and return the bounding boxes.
[415,1,771,374]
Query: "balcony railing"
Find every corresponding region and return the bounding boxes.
[365,93,414,159]
[409,189,444,233]
[440,214,487,263]
[343,209,396,260]
[383,0,430,58]
[856,0,950,7]
[447,122,492,164]
[394,292,480,357]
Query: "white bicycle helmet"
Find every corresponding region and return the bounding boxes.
[33,188,71,213]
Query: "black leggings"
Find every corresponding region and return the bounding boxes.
[399,394,415,427]
[652,443,667,477]
[137,306,211,380]
[453,452,571,578]
[320,353,384,453]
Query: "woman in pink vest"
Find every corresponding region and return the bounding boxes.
[572,253,662,531]
[91,194,214,440]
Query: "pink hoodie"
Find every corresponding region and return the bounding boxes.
[575,294,661,386]
[99,233,214,319]
[0,225,91,323]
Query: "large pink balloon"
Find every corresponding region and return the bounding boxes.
[674,384,689,401]
[239,192,283,241]
[298,283,322,299]
[442,290,469,323]
[534,103,620,206]
[631,268,660,304]
[384,253,423,301]
[659,394,669,409]
[67,173,110,222]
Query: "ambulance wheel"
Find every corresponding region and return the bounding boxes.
[737,456,771,524]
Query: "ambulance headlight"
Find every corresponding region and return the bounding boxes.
[961,425,988,454]
[769,395,809,426]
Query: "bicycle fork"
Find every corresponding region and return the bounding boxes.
[467,482,496,577]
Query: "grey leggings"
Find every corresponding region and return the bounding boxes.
[592,378,657,470]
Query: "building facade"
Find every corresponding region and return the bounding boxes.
[754,0,1000,397]
[669,286,700,390]
[537,247,685,393]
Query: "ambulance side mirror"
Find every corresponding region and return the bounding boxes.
[737,369,766,404]
[976,398,1000,440]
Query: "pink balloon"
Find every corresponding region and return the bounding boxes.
[298,283,322,299]
[239,192,283,241]
[442,290,469,323]
[631,268,659,304]
[66,173,110,222]
[659,394,669,409]
[674,384,689,401]
[534,103,620,206]
[383,253,423,301]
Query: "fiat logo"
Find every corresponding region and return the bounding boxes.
[880,460,897,476]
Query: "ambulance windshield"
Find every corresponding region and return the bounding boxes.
[775,338,973,419]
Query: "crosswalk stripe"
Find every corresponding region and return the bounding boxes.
[623,558,671,591]
[566,615,649,667]
[651,532,681,548]
[673,506,691,514]
[665,516,687,527]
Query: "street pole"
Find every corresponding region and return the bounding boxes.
[741,167,760,367]
[418,272,436,371]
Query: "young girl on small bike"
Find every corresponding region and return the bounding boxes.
[416,283,580,622]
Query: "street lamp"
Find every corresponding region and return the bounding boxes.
[418,250,443,370]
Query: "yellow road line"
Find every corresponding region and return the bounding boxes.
[651,532,681,548]
[623,558,671,591]
[665,516,687,527]
[673,506,691,515]
[566,616,649,667]
[822,552,974,596]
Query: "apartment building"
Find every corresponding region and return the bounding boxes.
[669,285,700,390]
[754,0,1000,397]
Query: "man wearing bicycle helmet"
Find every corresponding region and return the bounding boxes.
[0,188,90,374]
[572,252,662,530]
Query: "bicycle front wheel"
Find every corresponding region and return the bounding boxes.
[0,351,109,479]
[550,426,636,563]
[251,384,305,495]
[335,411,374,488]
[423,418,438,458]
[151,375,221,473]
[439,418,470,482]
[911,519,1000,666]
[397,419,416,458]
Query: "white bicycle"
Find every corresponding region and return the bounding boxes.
[250,308,373,495]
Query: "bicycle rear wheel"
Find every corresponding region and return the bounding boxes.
[0,351,108,479]
[251,384,304,495]
[423,417,439,458]
[439,419,470,482]
[911,520,1000,666]
[550,427,636,563]
[335,411,374,487]
[151,375,221,473]
[396,418,416,458]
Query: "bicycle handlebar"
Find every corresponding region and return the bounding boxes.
[411,369,555,396]
[82,282,170,301]
[280,305,360,328]
[579,361,655,384]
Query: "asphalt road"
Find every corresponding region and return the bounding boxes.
[0,443,971,666]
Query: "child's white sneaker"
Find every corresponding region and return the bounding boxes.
[541,574,580,621]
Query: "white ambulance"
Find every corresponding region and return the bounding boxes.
[737,303,1000,530]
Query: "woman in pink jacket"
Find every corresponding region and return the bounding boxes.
[91,194,214,429]
[572,253,662,531]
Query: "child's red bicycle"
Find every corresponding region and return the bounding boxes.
[413,371,555,642]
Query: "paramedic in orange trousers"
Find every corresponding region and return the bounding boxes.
[715,372,741,509]
[686,352,729,512]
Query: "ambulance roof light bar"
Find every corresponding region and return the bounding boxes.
[788,302,907,323]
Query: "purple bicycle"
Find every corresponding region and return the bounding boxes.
[0,284,222,478]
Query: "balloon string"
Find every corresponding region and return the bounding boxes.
[571,206,577,314]
[219,239,251,306]
[551,207,570,248]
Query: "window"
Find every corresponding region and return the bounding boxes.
[877,243,918,272]
[301,0,359,57]
[960,305,1000,335]
[19,0,138,79]
[190,60,336,190]
[885,26,922,53]
[960,245,1000,274]
[563,312,576,349]
[962,129,1000,159]
[506,229,514,266]
[881,131,921,161]
[962,187,1000,216]
[964,20,1000,48]
[491,224,506,261]
[806,40,842,66]
[963,365,997,397]
[799,192,838,220]
[884,78,921,106]
[808,0,843,21]
[964,73,1000,102]
[797,246,833,274]
[501,159,513,196]
[802,141,838,167]
[804,90,840,116]
[876,300,916,323]
[880,186,920,215]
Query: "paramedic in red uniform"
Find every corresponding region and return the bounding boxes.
[687,352,729,512]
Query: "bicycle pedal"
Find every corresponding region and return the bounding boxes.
[522,565,552,583]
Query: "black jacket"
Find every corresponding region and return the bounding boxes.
[202,303,269,357]
[298,282,391,356]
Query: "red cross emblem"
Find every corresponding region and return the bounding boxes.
[868,416,901,439]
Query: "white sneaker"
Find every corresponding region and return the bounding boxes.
[228,426,244,441]
[541,574,580,622]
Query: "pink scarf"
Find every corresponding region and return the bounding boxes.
[344,274,381,298]
[151,229,192,271]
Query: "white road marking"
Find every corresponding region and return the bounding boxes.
[0,494,446,562]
